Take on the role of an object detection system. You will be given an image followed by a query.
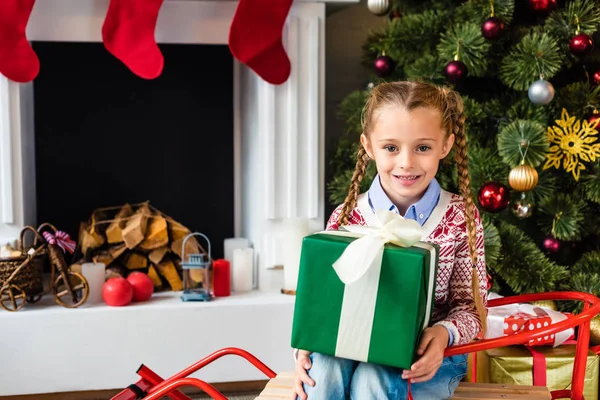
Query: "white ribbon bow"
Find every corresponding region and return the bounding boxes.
[324,210,423,285]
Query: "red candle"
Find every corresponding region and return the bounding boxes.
[213,259,231,297]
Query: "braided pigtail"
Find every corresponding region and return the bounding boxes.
[338,146,370,226]
[447,91,487,337]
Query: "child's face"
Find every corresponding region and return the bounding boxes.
[361,106,454,213]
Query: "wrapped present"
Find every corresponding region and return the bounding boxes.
[467,345,599,400]
[291,211,439,370]
[486,300,575,347]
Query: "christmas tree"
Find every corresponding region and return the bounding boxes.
[328,0,600,310]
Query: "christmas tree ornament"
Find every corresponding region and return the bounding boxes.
[590,314,600,345]
[477,181,510,213]
[481,17,505,40]
[527,0,557,13]
[102,0,166,80]
[569,33,594,57]
[0,0,40,83]
[543,108,600,181]
[587,110,600,132]
[444,59,468,83]
[528,78,555,105]
[511,197,533,219]
[508,164,539,192]
[542,235,561,253]
[389,9,402,21]
[374,55,394,77]
[367,0,391,16]
[531,300,557,311]
[593,70,600,85]
[366,80,377,91]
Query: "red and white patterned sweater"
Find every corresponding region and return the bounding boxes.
[327,190,488,346]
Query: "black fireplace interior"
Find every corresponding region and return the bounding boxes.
[32,41,234,259]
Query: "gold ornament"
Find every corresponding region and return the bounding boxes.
[591,314,600,346]
[543,108,600,181]
[531,300,557,311]
[509,164,539,192]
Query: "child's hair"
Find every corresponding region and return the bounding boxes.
[338,81,486,336]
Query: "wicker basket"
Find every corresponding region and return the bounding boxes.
[0,226,46,297]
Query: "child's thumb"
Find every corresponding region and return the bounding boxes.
[300,354,312,370]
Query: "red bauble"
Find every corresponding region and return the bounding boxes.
[103,277,134,307]
[593,70,600,85]
[587,113,600,132]
[374,55,394,77]
[477,181,510,213]
[481,17,505,40]
[528,0,557,13]
[569,33,594,57]
[127,272,154,302]
[444,60,468,83]
[542,235,561,253]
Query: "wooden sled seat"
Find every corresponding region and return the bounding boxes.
[255,372,551,400]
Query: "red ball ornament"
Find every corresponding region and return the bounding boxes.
[528,0,557,13]
[593,70,600,85]
[444,60,468,83]
[569,33,594,57]
[542,235,561,253]
[481,17,505,40]
[477,181,510,213]
[127,271,154,302]
[103,277,134,307]
[374,55,394,77]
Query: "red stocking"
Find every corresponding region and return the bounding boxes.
[0,0,40,83]
[228,0,293,85]
[102,0,165,79]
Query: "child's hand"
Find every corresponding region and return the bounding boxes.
[291,350,314,400]
[402,325,449,383]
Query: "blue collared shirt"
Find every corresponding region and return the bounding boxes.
[367,174,441,226]
[367,175,454,345]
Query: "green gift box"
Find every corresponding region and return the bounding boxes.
[291,227,439,370]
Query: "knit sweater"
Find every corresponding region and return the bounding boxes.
[327,190,488,346]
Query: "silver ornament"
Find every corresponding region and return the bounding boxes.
[528,79,555,105]
[511,198,533,219]
[367,0,391,16]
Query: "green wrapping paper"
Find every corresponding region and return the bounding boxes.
[291,232,439,370]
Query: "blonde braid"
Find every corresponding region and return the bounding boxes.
[338,146,370,226]
[448,92,487,337]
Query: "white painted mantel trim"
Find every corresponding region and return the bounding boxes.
[0,0,358,396]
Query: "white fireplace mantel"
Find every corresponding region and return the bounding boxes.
[0,0,358,396]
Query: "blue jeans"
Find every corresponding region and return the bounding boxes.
[301,352,467,400]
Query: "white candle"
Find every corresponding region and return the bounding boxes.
[224,238,249,262]
[232,248,254,293]
[81,262,106,305]
[282,218,310,292]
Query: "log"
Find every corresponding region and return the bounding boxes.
[156,259,183,291]
[147,265,163,289]
[122,205,150,249]
[138,216,169,251]
[106,204,134,244]
[148,246,169,265]
[78,221,105,255]
[125,252,148,270]
[105,265,127,280]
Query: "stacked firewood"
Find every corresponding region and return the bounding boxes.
[71,202,204,291]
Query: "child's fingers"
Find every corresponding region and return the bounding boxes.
[409,369,437,383]
[416,331,433,355]
[298,353,312,370]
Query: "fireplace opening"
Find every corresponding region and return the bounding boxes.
[31,41,234,259]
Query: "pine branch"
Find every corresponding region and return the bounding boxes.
[497,119,549,167]
[506,97,551,126]
[494,221,568,294]
[572,250,600,275]
[437,22,492,77]
[482,216,502,270]
[556,82,600,118]
[580,162,600,204]
[530,169,560,205]
[468,145,510,193]
[463,95,486,125]
[545,0,600,42]
[562,271,600,313]
[327,162,377,206]
[537,193,587,241]
[405,54,445,82]
[336,90,369,138]
[500,32,563,91]
[455,0,516,25]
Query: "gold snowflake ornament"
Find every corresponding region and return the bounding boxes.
[543,108,600,181]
